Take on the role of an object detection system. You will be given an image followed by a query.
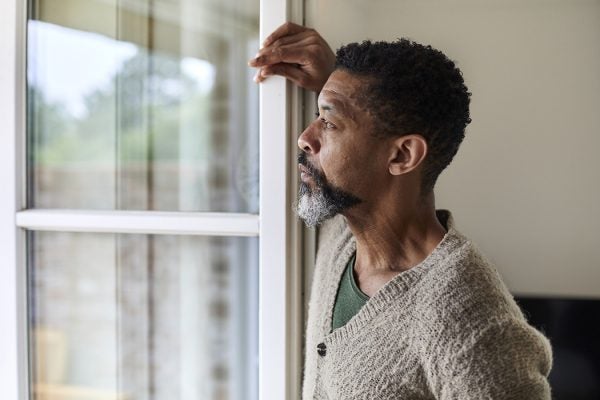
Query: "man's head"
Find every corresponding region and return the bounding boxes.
[296,39,471,227]
[335,39,472,192]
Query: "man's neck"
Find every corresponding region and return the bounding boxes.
[343,192,446,287]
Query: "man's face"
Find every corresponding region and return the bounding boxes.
[295,70,391,227]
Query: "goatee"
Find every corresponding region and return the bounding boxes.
[294,152,361,228]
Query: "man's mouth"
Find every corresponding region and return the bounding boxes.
[298,164,313,183]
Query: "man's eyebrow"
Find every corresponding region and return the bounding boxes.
[318,100,346,116]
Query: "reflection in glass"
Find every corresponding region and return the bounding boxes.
[27,0,259,212]
[28,232,258,400]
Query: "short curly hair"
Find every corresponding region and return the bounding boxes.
[335,39,472,193]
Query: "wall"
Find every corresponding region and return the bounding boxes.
[306,0,600,298]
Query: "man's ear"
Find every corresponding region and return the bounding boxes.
[388,134,428,176]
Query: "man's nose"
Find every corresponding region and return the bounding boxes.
[297,122,320,154]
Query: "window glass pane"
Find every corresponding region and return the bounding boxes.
[27,0,259,212]
[28,231,258,400]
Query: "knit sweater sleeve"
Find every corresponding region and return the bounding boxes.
[427,317,553,400]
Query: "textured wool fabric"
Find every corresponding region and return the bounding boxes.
[302,210,553,400]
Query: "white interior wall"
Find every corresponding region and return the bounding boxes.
[306,0,600,298]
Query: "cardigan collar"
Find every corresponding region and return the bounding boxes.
[321,209,467,342]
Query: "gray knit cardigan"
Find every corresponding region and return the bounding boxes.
[302,210,553,399]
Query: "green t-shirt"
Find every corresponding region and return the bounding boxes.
[331,253,369,331]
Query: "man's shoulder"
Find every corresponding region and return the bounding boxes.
[418,238,526,329]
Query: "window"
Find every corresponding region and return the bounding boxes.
[0,0,303,399]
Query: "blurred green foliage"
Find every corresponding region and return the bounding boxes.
[29,49,212,165]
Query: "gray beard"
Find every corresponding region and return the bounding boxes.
[294,180,362,228]
[295,152,362,228]
[295,183,340,228]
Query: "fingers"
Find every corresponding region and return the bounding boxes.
[267,29,316,51]
[253,63,302,83]
[248,22,334,92]
[249,39,315,67]
[253,64,323,92]
[262,22,308,47]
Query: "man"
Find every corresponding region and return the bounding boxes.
[249,23,552,399]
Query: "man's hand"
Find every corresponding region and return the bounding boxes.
[248,22,336,92]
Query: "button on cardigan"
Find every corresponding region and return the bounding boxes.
[302,210,553,400]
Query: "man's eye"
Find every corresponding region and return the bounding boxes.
[320,118,335,129]
[314,112,335,129]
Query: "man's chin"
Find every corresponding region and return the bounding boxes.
[295,192,338,228]
[295,179,361,227]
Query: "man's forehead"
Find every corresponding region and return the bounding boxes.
[318,71,367,113]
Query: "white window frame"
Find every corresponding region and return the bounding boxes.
[0,0,305,399]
